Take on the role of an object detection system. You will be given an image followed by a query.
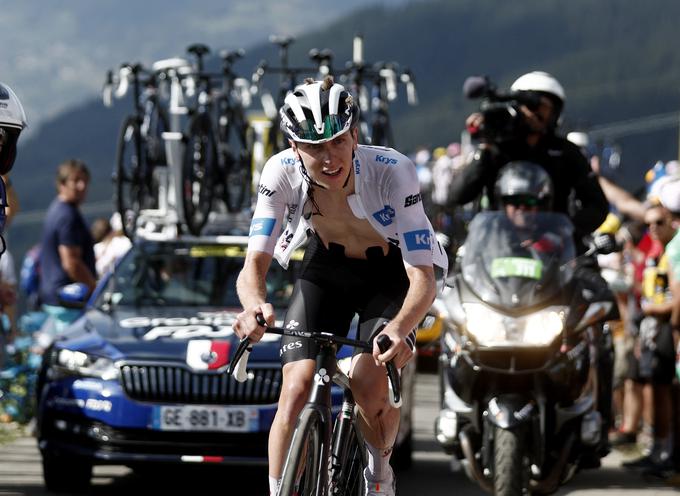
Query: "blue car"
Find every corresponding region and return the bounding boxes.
[36,234,415,492]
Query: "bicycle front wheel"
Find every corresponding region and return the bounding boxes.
[115,116,144,239]
[330,419,367,495]
[182,113,216,235]
[279,408,325,496]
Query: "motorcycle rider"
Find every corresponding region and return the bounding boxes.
[450,71,609,251]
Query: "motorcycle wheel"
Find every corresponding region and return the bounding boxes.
[494,426,527,496]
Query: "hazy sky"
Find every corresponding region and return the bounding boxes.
[2,0,410,133]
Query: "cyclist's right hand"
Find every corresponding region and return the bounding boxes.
[232,303,275,343]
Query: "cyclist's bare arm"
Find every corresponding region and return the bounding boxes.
[374,263,435,368]
[234,250,275,342]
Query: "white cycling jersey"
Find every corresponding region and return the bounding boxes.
[248,144,448,274]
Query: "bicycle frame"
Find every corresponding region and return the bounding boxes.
[227,319,400,496]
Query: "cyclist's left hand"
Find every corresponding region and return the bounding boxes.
[373,323,414,369]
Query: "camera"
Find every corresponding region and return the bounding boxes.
[463,75,542,143]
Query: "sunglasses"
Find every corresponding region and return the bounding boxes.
[502,195,540,207]
[0,128,7,147]
[646,219,666,227]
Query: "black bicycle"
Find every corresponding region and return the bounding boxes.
[340,36,418,148]
[228,315,401,496]
[104,63,169,238]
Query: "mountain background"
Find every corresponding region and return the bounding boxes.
[6,0,680,286]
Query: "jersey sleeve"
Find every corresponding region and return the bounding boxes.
[388,157,437,268]
[247,155,291,256]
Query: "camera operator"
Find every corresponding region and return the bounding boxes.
[450,71,609,253]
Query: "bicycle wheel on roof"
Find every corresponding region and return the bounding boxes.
[115,116,145,239]
[181,113,216,235]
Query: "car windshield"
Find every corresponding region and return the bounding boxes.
[95,242,302,308]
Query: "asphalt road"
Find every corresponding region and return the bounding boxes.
[0,371,678,495]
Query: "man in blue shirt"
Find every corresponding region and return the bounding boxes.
[38,159,96,332]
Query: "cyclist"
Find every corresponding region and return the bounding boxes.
[450,71,609,252]
[233,76,447,495]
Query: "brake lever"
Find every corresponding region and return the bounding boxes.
[376,334,402,408]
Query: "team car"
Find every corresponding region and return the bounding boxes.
[35,234,414,492]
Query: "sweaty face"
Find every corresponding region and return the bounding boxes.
[291,128,358,190]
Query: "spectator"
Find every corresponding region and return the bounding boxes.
[38,159,96,333]
[93,213,131,278]
[622,203,678,473]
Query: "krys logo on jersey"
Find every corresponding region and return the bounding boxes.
[250,217,276,237]
[372,205,395,226]
[404,229,432,251]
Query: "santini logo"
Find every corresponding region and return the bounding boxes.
[375,155,398,165]
[258,184,276,197]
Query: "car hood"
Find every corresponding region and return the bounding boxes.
[56,306,283,364]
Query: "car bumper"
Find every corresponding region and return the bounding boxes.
[38,376,278,466]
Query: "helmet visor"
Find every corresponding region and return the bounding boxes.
[291,114,351,143]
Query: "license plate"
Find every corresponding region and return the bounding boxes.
[153,405,259,432]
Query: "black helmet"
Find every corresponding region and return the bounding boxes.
[495,161,553,209]
[279,76,359,144]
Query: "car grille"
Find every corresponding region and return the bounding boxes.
[119,363,281,405]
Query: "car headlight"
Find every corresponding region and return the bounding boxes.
[463,303,566,347]
[51,349,119,381]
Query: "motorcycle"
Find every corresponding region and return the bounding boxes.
[434,211,615,495]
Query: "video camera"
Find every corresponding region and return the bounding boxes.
[463,76,543,143]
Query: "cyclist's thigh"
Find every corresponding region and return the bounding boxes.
[280,277,355,365]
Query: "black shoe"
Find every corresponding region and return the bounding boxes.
[622,455,656,470]
[641,459,675,479]
[609,431,637,447]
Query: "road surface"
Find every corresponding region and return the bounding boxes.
[0,371,677,495]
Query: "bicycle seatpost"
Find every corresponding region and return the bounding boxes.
[309,48,334,78]
[269,34,295,70]
[187,43,211,73]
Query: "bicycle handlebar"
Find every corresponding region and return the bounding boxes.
[227,314,402,407]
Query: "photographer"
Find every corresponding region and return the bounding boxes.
[450,71,609,253]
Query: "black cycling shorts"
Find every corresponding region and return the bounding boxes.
[280,234,410,365]
[632,317,675,385]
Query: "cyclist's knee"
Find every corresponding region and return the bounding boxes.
[278,360,315,415]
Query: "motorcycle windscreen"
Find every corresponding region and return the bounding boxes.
[461,212,575,309]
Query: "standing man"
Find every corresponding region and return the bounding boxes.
[233,77,447,495]
[38,159,96,332]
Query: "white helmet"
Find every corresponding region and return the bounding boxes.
[511,71,565,104]
[0,82,28,174]
[279,77,359,144]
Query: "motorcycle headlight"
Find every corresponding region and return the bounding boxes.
[463,303,566,347]
[51,349,119,381]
